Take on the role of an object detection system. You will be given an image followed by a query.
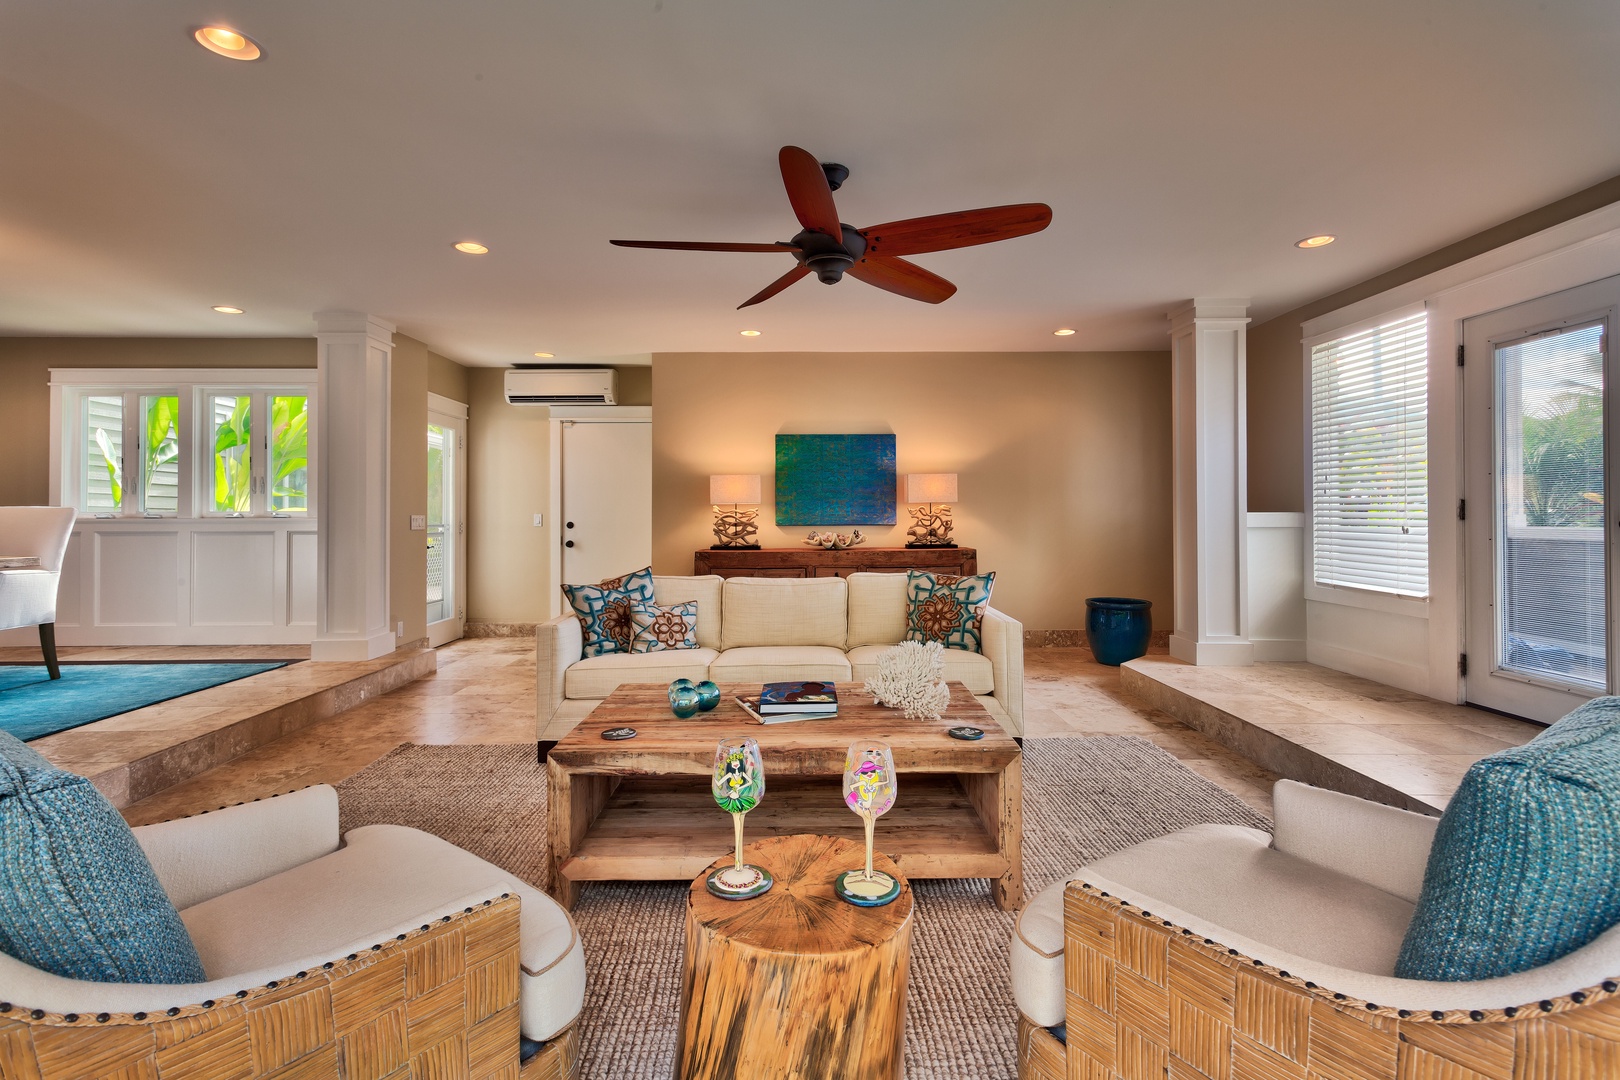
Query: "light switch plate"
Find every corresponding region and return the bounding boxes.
[533,513,544,527]
[410,514,426,530]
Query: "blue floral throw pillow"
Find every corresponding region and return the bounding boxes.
[629,601,699,653]
[561,567,656,657]
[904,570,995,653]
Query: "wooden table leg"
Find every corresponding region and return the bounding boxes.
[996,754,1024,911]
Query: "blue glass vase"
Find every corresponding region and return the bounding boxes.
[695,680,722,712]
[669,685,702,718]
[1084,597,1153,666]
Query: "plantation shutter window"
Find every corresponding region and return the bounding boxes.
[1310,311,1430,598]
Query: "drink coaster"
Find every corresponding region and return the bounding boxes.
[601,727,638,740]
[834,869,902,907]
[706,863,774,900]
[947,726,985,741]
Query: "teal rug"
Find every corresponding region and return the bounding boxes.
[0,662,289,741]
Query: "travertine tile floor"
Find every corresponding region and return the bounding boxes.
[116,638,1281,826]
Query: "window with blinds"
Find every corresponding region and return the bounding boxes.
[1310,311,1429,598]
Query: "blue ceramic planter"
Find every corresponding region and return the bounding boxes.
[1085,597,1152,666]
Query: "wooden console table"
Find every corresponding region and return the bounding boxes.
[694,546,976,578]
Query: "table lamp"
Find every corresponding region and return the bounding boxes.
[710,474,762,549]
[904,473,958,548]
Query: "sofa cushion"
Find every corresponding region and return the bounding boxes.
[847,572,909,647]
[1396,695,1620,982]
[847,643,994,695]
[629,601,699,653]
[182,824,585,1043]
[0,732,206,984]
[905,570,995,653]
[1010,823,1414,1028]
[561,566,656,657]
[708,646,852,685]
[721,576,848,651]
[564,648,719,699]
[653,575,723,651]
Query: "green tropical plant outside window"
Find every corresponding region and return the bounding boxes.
[212,395,253,512]
[87,395,123,512]
[141,395,180,514]
[270,396,309,512]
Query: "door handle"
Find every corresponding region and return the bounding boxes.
[566,521,575,529]
[565,540,575,548]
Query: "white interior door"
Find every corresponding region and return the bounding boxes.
[1463,275,1620,721]
[556,417,652,597]
[427,397,467,648]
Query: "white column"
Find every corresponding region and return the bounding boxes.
[311,311,395,661]
[1168,299,1253,666]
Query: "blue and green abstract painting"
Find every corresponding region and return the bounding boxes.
[774,434,897,526]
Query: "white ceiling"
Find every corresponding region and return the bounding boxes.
[3,1,1619,365]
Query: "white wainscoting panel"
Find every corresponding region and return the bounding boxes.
[1246,513,1306,661]
[192,531,276,626]
[0,521,321,646]
[96,530,181,626]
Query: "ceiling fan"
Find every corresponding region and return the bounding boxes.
[610,146,1052,309]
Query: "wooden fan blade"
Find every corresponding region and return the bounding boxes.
[860,203,1052,257]
[848,256,957,304]
[778,146,843,239]
[610,240,800,252]
[738,265,812,309]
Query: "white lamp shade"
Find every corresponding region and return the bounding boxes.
[905,473,958,503]
[710,474,762,504]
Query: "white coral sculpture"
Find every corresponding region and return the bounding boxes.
[863,640,951,720]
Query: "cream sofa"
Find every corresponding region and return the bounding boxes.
[536,573,1024,744]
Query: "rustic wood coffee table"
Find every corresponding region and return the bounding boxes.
[676,834,912,1080]
[545,681,1022,911]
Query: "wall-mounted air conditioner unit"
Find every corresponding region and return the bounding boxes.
[503,368,618,406]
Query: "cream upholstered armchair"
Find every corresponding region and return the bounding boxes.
[0,786,587,1079]
[1011,780,1620,1080]
[0,505,76,679]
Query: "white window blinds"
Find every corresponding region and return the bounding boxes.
[1310,311,1429,597]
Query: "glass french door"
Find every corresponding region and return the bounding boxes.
[1463,276,1620,721]
[427,404,466,647]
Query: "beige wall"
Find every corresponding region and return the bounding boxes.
[1248,172,1620,512]
[0,337,315,506]
[390,334,433,644]
[652,351,1172,631]
[463,363,651,624]
[427,351,469,404]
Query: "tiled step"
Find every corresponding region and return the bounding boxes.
[1119,656,1541,815]
[27,646,437,808]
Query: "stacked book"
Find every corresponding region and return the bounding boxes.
[735,680,839,725]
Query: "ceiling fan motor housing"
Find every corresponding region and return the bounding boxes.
[794,225,868,284]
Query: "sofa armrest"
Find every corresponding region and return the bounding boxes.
[133,785,340,910]
[1270,779,1439,903]
[981,606,1024,738]
[536,612,583,734]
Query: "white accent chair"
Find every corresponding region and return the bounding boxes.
[0,506,76,679]
[0,786,588,1077]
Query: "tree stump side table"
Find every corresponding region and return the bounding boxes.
[675,833,914,1080]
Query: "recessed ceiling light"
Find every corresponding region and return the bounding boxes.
[212,305,245,314]
[1053,328,1076,336]
[1295,234,1336,249]
[453,241,489,255]
[739,330,762,337]
[193,26,262,61]
[533,352,554,358]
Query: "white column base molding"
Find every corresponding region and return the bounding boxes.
[1251,638,1307,662]
[310,629,399,663]
[1169,635,1255,666]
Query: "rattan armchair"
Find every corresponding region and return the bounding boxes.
[1012,780,1620,1080]
[0,787,584,1079]
[1017,882,1620,1080]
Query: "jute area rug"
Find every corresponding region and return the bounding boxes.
[336,736,1269,1080]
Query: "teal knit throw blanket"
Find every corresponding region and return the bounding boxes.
[1396,696,1620,981]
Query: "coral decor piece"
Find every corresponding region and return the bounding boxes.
[862,640,951,721]
[802,529,867,550]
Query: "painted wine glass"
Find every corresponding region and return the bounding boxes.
[707,737,773,900]
[835,740,901,906]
